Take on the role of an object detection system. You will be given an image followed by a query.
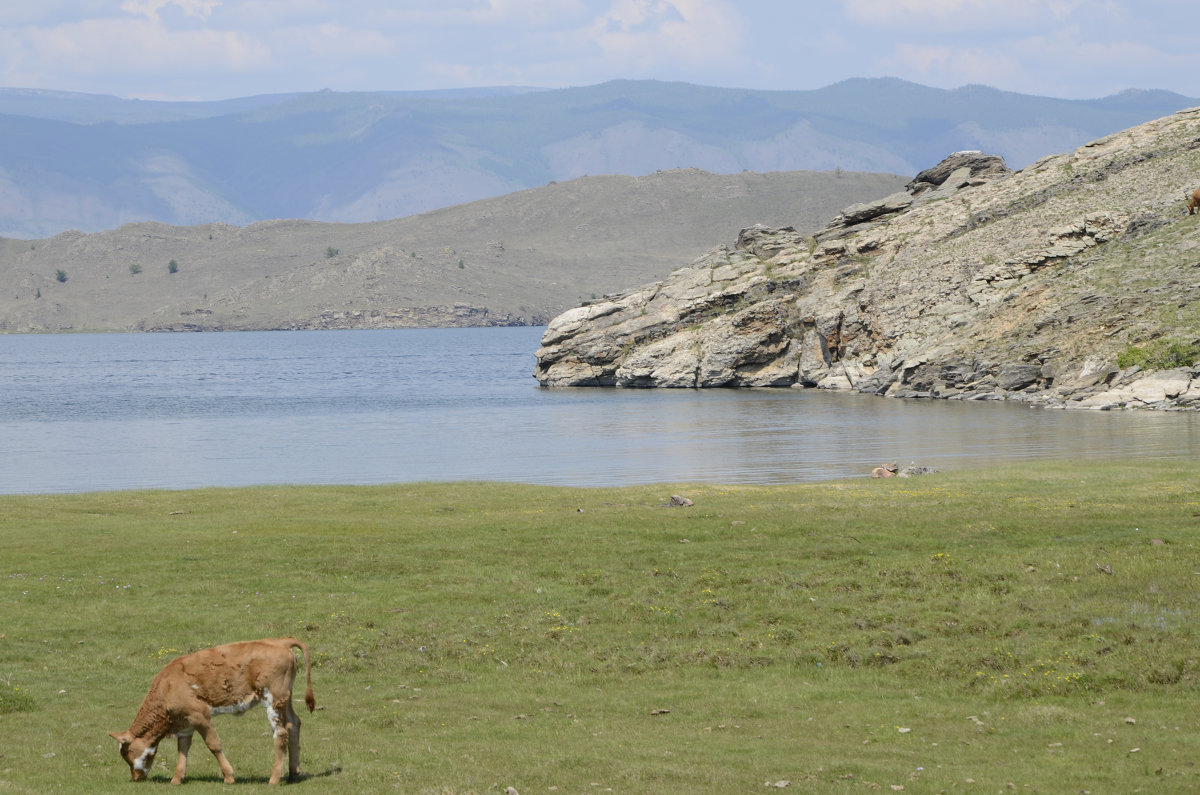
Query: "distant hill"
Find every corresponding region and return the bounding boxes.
[0,79,1195,239]
[0,168,907,332]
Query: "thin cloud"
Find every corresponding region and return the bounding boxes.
[267,23,395,61]
[471,0,591,25]
[0,0,1197,100]
[372,0,591,28]
[119,0,222,22]
[834,0,1200,97]
[2,17,268,88]
[585,0,746,69]
[891,43,1024,89]
[842,0,1094,30]
[418,0,751,89]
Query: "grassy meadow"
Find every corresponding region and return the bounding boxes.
[1,461,1199,793]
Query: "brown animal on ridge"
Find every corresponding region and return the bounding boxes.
[871,463,898,478]
[1189,188,1200,215]
[109,638,315,785]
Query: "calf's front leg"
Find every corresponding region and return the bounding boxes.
[195,719,236,784]
[172,731,193,785]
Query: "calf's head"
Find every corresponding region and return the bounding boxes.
[109,731,157,781]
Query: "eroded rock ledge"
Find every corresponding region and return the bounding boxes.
[534,112,1200,411]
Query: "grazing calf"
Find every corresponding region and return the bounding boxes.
[109,638,315,785]
[1189,188,1200,215]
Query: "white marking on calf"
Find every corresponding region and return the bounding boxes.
[262,688,280,734]
[211,695,258,717]
[133,744,157,772]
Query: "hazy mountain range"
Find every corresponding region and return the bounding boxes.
[1,79,1196,239]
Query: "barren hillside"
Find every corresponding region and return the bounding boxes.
[0,168,906,332]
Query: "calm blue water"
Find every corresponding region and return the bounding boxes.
[1,327,1198,494]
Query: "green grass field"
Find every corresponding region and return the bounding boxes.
[2,461,1199,793]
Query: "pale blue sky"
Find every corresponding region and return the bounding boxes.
[1,0,1197,101]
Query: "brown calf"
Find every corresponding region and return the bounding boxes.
[1189,189,1200,215]
[109,638,315,785]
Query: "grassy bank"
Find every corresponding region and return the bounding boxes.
[2,462,1199,792]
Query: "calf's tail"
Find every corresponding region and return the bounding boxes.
[285,638,316,712]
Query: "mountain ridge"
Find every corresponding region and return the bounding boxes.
[1,78,1195,239]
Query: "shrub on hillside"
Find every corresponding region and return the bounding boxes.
[1117,338,1200,370]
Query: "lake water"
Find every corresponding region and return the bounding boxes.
[2,327,1198,495]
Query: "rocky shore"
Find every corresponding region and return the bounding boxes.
[534,107,1200,410]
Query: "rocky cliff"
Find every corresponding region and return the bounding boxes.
[534,108,1200,410]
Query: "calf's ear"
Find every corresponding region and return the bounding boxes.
[108,731,132,744]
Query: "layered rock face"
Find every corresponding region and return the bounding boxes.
[534,109,1200,410]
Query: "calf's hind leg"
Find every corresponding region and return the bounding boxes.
[263,688,295,785]
[285,699,302,781]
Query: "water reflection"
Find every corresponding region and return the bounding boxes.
[525,386,1200,484]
